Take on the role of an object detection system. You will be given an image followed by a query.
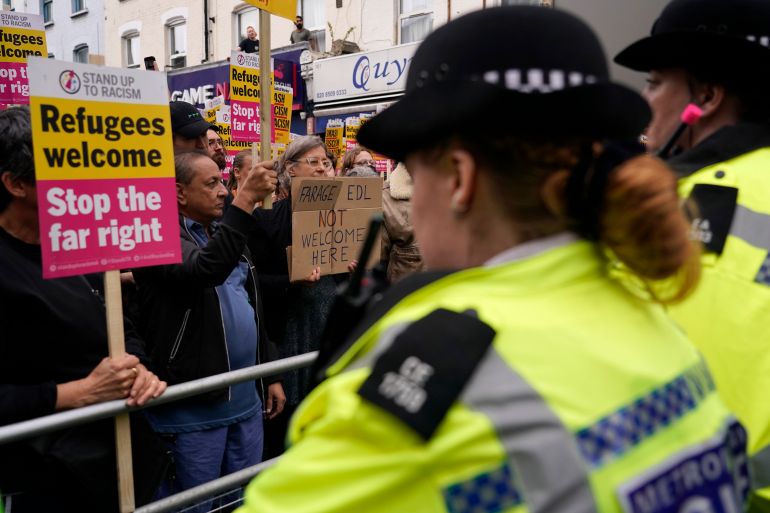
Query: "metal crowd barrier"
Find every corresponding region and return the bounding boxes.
[0,351,319,512]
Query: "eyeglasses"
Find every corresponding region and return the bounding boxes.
[354,159,375,167]
[292,157,333,169]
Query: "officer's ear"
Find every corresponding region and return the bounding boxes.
[692,82,728,120]
[445,147,477,216]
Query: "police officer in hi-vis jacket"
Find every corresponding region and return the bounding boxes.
[617,1,770,509]
[237,6,747,513]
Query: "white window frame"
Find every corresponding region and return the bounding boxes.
[166,16,187,66]
[233,5,258,48]
[122,30,140,69]
[73,44,89,63]
[41,0,53,24]
[71,0,86,14]
[397,0,433,44]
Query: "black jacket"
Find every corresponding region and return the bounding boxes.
[249,197,292,343]
[0,227,166,510]
[134,206,279,403]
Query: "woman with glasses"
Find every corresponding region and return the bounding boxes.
[248,135,338,459]
[340,145,376,176]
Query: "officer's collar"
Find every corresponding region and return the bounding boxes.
[668,122,770,178]
[485,232,579,267]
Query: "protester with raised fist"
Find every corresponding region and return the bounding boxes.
[133,150,284,511]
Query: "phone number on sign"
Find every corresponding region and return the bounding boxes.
[317,89,348,99]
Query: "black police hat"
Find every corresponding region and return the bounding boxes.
[615,0,770,74]
[169,101,213,139]
[358,6,650,163]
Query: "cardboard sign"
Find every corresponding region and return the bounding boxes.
[289,176,382,281]
[229,51,275,143]
[0,11,47,104]
[28,57,181,279]
[243,0,295,21]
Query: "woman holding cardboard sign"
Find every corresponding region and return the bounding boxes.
[237,7,745,513]
[248,135,338,458]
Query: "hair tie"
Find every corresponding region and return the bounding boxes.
[566,140,645,240]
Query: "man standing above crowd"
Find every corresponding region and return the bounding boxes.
[290,16,311,44]
[238,26,259,54]
[133,150,285,510]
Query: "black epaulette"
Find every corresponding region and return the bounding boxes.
[357,308,496,440]
[688,184,738,255]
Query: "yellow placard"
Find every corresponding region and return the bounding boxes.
[243,0,296,21]
[325,125,344,163]
[0,27,46,63]
[273,84,293,144]
[230,63,274,102]
[31,97,174,181]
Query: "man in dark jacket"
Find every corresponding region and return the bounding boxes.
[133,150,284,509]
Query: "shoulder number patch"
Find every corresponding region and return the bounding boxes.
[358,308,496,440]
[688,184,738,255]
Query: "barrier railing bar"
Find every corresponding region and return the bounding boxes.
[134,457,280,513]
[0,352,318,446]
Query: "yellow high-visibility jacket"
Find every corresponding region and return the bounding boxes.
[238,236,746,513]
[668,132,770,508]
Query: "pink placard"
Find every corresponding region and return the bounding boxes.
[0,62,30,104]
[37,178,182,278]
[230,99,275,142]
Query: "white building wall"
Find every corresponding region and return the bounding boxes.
[100,0,665,92]
[39,0,105,62]
[211,1,295,61]
[105,0,204,69]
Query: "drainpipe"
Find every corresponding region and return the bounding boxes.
[202,0,210,63]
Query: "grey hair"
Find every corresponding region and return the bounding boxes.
[275,135,327,184]
[175,150,212,185]
[345,165,379,178]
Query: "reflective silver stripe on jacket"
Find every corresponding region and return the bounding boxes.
[460,349,598,513]
[751,443,770,492]
[731,204,770,251]
[342,322,413,374]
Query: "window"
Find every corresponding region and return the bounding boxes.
[499,0,553,5]
[300,0,325,51]
[122,31,140,68]
[234,6,258,47]
[166,18,186,68]
[71,0,84,13]
[73,44,88,63]
[2,0,13,11]
[42,0,52,23]
[399,0,433,44]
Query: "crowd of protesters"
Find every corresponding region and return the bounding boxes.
[4,1,770,512]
